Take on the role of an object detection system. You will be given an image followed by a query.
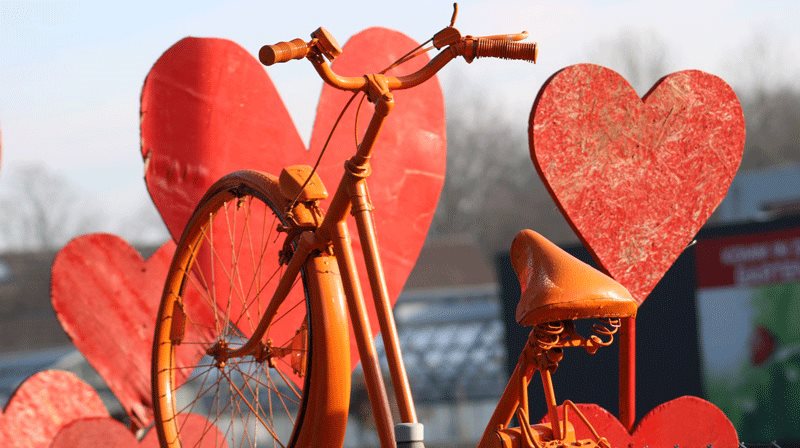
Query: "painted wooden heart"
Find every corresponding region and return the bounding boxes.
[530,64,744,303]
[540,396,738,446]
[51,414,228,448]
[0,370,108,448]
[51,234,214,427]
[140,30,445,370]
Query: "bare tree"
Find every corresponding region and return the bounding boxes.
[588,29,669,95]
[0,163,103,251]
[114,200,170,247]
[730,35,800,170]
[430,86,576,254]
[738,86,800,169]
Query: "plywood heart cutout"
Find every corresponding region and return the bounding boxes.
[140,30,445,370]
[51,234,214,427]
[0,370,108,448]
[540,396,738,446]
[51,414,228,448]
[530,64,745,303]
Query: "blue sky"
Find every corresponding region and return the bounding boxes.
[1,0,799,246]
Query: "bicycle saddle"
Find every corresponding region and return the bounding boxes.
[511,229,637,327]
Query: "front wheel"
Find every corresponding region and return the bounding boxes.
[152,170,316,447]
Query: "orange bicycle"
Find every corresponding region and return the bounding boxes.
[151,6,637,448]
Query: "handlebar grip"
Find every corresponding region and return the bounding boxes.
[474,39,538,63]
[259,38,309,66]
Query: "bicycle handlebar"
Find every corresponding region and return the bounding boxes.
[471,38,539,63]
[258,26,537,93]
[259,38,309,65]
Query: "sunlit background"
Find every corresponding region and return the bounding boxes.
[2,0,798,251]
[2,1,800,446]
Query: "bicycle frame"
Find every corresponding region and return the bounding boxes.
[197,19,564,448]
[232,89,412,447]
[237,90,565,448]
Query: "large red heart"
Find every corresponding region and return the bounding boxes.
[540,396,739,447]
[530,64,744,303]
[51,414,228,448]
[0,370,108,448]
[140,30,445,369]
[51,234,213,427]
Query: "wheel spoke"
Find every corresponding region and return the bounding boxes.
[153,178,312,448]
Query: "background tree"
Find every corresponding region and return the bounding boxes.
[589,29,669,95]
[732,36,800,169]
[0,163,102,251]
[0,162,168,253]
[430,87,576,254]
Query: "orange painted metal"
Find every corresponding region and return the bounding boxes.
[619,317,636,432]
[279,30,536,436]
[540,370,562,440]
[248,22,537,447]
[476,229,636,447]
[510,229,637,327]
[151,171,344,447]
[478,357,533,446]
[351,180,418,423]
[331,221,396,448]
[293,254,351,448]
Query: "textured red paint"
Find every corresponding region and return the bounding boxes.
[540,396,738,446]
[51,414,228,448]
[51,234,213,428]
[0,370,108,448]
[530,64,744,304]
[140,30,445,371]
[51,418,136,448]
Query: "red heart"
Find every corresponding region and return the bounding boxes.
[0,370,108,448]
[540,396,738,447]
[530,64,744,303]
[51,414,228,448]
[51,234,213,427]
[140,30,445,369]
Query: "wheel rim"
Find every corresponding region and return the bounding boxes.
[154,181,311,448]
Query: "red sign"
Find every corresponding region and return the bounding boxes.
[696,227,800,288]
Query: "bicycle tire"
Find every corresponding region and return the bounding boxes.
[152,170,315,448]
